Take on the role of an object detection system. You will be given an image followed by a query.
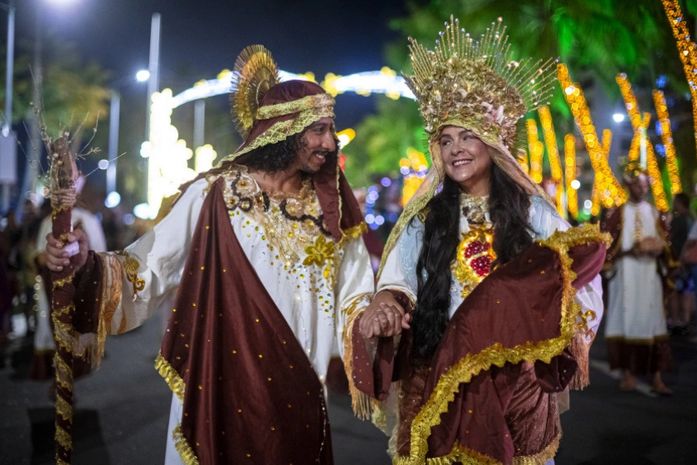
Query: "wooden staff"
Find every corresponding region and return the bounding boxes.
[48,134,79,465]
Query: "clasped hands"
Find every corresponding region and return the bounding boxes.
[630,236,664,258]
[358,290,411,339]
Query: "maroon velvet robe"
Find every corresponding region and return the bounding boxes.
[352,228,607,465]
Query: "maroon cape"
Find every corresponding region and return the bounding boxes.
[352,225,608,465]
[157,178,334,464]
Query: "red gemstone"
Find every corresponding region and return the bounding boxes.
[471,256,491,276]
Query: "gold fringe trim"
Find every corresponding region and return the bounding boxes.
[55,425,72,451]
[395,224,609,465]
[52,274,74,289]
[56,394,73,422]
[173,424,201,465]
[155,353,186,401]
[406,442,499,465]
[341,293,374,420]
[512,433,561,465]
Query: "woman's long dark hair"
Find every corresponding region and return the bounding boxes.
[411,161,533,360]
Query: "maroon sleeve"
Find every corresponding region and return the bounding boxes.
[533,349,578,393]
[351,313,396,400]
[70,251,102,335]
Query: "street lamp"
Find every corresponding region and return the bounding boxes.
[103,71,150,208]
[0,0,16,214]
[135,69,150,83]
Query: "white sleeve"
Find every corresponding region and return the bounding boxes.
[688,221,697,240]
[104,178,208,334]
[334,235,375,358]
[376,219,424,305]
[529,196,604,338]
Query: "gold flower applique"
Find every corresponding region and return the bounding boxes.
[303,235,336,281]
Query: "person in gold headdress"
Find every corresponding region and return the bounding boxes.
[602,161,673,395]
[43,46,374,464]
[344,17,608,465]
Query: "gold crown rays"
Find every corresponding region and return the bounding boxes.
[230,45,280,138]
[405,16,557,149]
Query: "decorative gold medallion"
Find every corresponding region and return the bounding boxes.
[453,226,496,298]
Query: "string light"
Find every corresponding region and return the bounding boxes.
[538,106,566,217]
[653,89,682,194]
[590,130,613,216]
[564,134,578,219]
[558,64,627,207]
[616,73,669,211]
[660,0,697,157]
[526,119,544,184]
[400,147,429,205]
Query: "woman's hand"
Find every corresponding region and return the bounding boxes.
[44,229,88,273]
[358,290,411,339]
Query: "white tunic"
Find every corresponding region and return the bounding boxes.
[93,173,374,464]
[605,201,668,341]
[378,196,603,335]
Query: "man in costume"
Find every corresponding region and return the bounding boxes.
[44,46,374,464]
[602,162,672,395]
[343,17,607,465]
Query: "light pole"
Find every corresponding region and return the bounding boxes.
[102,70,149,208]
[0,0,16,214]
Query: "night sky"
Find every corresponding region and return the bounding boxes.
[12,0,409,129]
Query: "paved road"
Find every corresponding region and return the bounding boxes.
[1,313,695,465]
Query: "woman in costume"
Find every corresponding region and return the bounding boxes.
[344,17,608,465]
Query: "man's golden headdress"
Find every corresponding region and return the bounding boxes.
[621,159,649,183]
[224,45,335,161]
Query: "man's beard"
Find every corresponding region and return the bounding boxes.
[300,149,338,174]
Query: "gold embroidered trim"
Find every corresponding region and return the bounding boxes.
[395,224,609,465]
[54,353,73,390]
[173,424,201,465]
[52,274,74,289]
[341,222,368,243]
[341,293,374,420]
[53,319,75,353]
[512,433,561,465]
[256,93,335,120]
[53,304,75,319]
[115,250,144,298]
[223,107,335,162]
[55,425,72,451]
[56,395,73,422]
[155,352,186,401]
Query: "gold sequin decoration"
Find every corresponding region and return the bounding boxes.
[55,425,73,451]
